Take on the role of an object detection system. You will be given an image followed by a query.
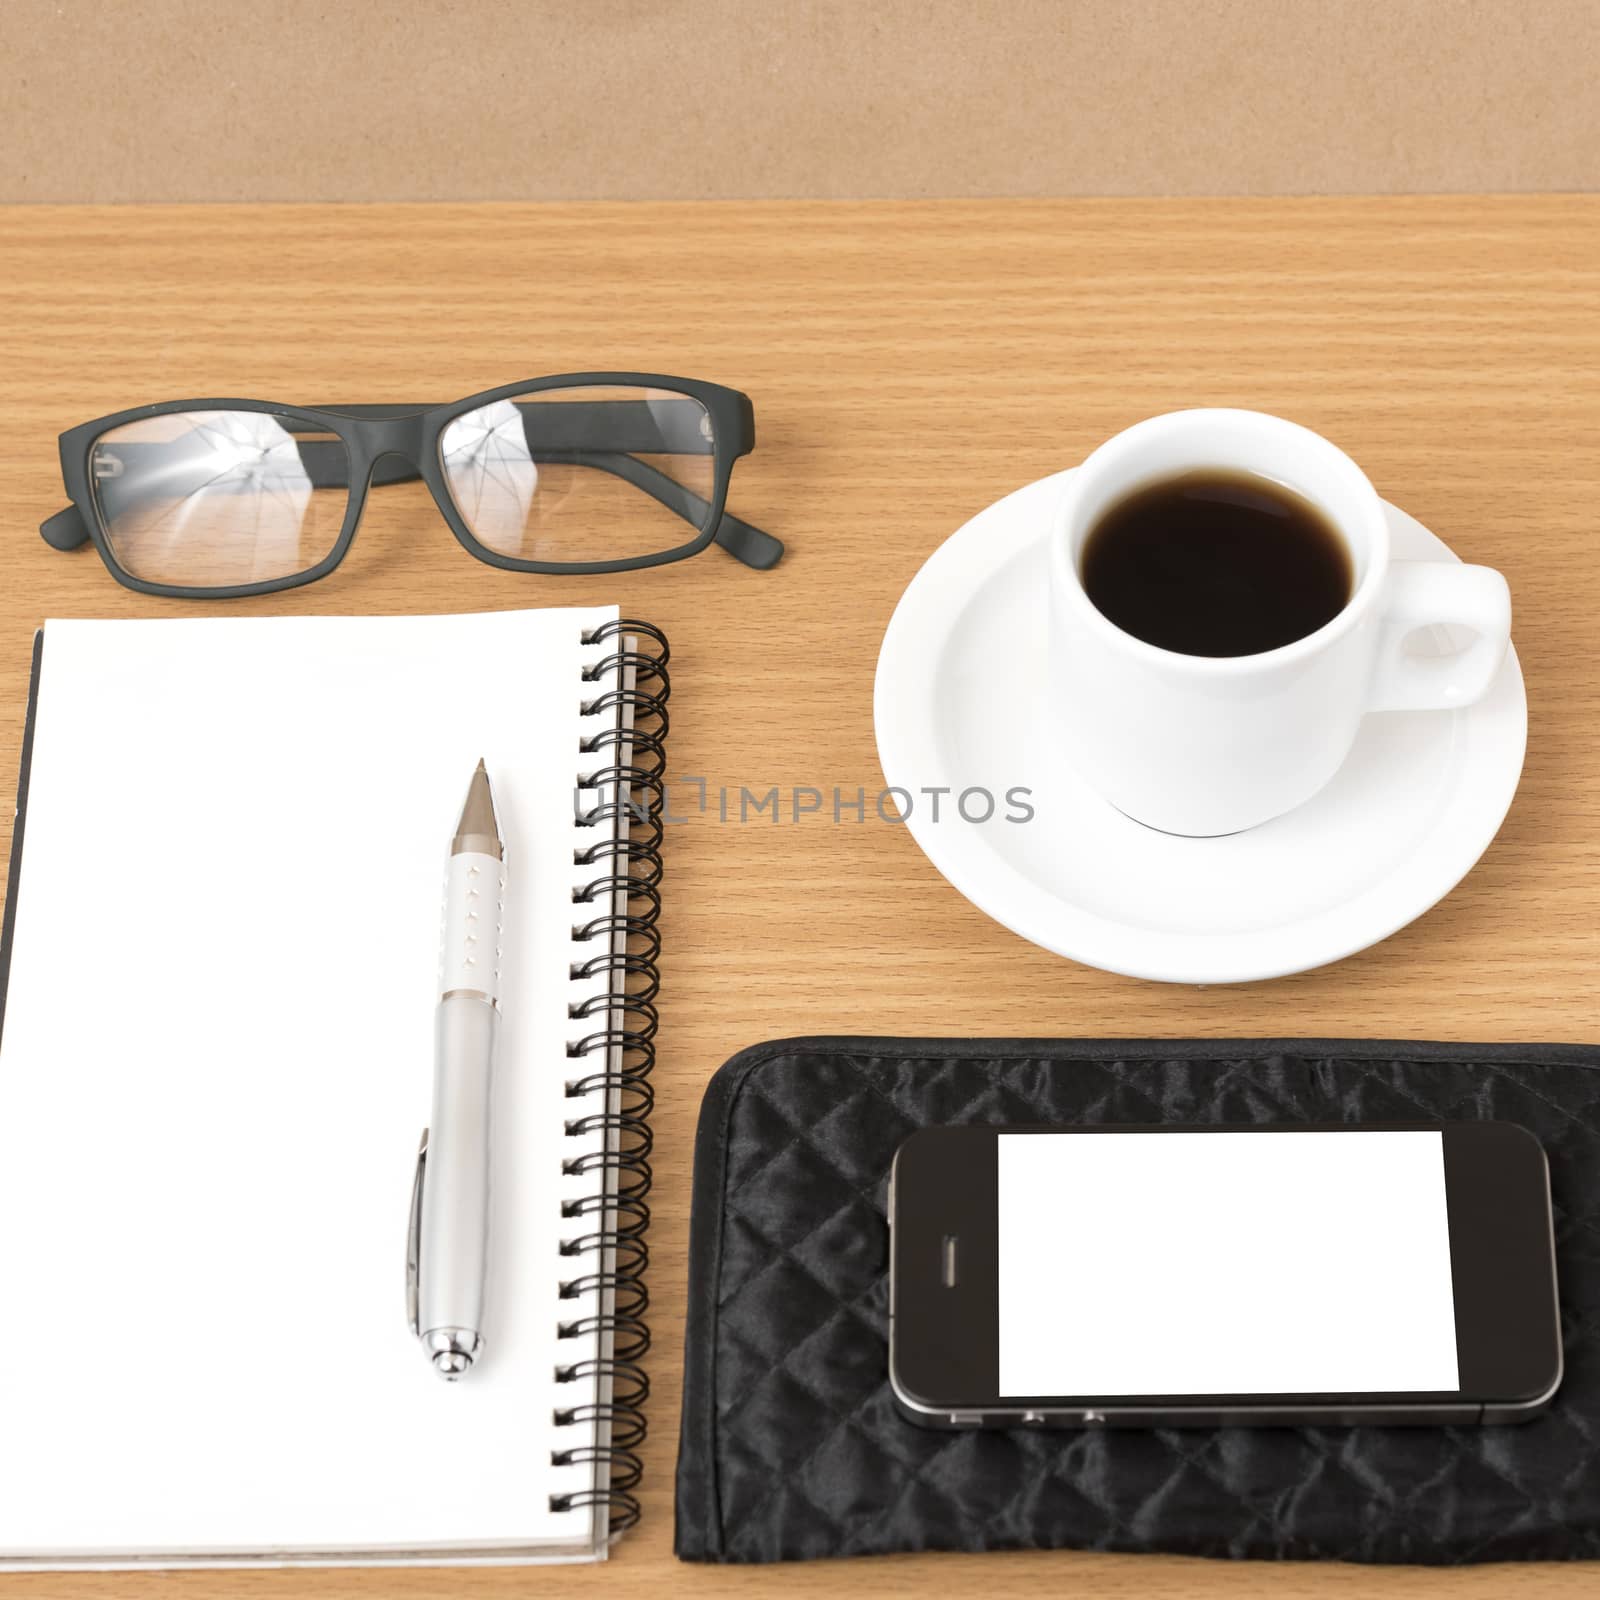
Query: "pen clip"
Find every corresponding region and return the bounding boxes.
[406,1128,428,1338]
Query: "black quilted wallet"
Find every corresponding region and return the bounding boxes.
[674,1036,1600,1566]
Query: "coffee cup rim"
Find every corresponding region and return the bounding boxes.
[1050,408,1391,672]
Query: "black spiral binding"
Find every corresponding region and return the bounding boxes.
[549,618,668,1538]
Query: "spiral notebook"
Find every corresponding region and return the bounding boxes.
[0,607,664,1569]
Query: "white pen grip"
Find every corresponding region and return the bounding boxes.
[438,850,503,1000]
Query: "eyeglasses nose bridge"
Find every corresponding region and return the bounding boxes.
[332,416,431,540]
[350,413,428,478]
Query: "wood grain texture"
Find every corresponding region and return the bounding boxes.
[0,196,1597,1596]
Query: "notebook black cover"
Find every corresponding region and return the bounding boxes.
[675,1037,1600,1565]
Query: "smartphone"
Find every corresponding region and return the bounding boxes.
[889,1123,1561,1428]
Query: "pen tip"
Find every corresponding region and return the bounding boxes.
[451,760,503,856]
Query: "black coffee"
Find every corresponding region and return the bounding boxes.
[1080,470,1353,657]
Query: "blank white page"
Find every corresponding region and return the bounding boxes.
[0,608,619,1560]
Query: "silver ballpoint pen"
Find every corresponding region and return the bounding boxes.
[406,759,504,1380]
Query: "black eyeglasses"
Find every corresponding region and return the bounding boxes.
[39,373,781,598]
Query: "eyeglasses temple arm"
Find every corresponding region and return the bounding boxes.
[710,508,784,570]
[40,507,91,550]
[545,449,782,570]
[37,450,412,549]
[305,441,782,570]
[294,443,416,490]
[43,432,782,571]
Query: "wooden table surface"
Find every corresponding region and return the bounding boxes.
[0,196,1597,1597]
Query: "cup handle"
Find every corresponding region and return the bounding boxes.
[1366,561,1512,713]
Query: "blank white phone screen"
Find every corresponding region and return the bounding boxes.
[996,1131,1459,1397]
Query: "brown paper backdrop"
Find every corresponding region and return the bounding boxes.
[2,0,1596,202]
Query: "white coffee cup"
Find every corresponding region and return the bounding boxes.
[1048,409,1512,837]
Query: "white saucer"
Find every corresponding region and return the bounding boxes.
[874,470,1526,984]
